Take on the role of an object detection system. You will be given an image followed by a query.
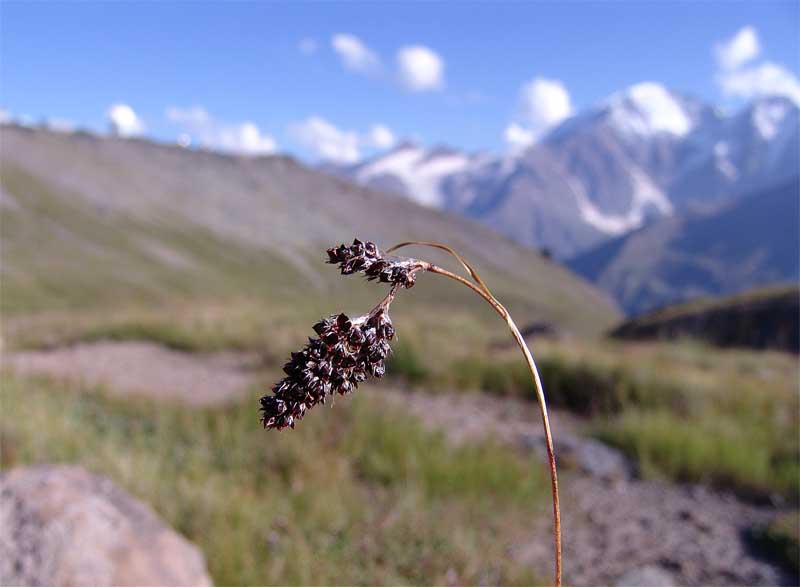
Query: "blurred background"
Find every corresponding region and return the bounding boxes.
[1,2,798,586]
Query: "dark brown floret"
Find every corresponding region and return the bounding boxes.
[325,239,416,288]
[260,310,395,430]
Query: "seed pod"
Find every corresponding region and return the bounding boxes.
[326,238,417,288]
[260,309,396,430]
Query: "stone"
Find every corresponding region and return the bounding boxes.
[615,565,676,587]
[571,438,635,481]
[0,465,213,587]
[521,433,634,481]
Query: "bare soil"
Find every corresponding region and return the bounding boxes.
[4,341,259,406]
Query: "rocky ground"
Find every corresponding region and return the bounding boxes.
[4,341,796,586]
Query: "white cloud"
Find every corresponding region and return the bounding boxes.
[504,77,572,147]
[107,103,144,137]
[718,61,800,105]
[0,108,10,124]
[519,78,572,135]
[715,26,760,71]
[503,123,535,151]
[713,26,800,106]
[299,37,317,56]
[288,116,361,163]
[396,45,444,91]
[364,124,396,149]
[288,117,398,162]
[166,106,277,155]
[332,34,380,74]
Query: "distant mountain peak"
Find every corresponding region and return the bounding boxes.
[606,82,694,138]
[748,96,796,140]
[352,143,478,207]
[330,89,798,261]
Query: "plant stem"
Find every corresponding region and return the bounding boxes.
[424,263,562,587]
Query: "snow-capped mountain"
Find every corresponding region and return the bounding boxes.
[332,142,490,208]
[330,84,799,258]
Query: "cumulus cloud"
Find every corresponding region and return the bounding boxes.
[288,117,398,162]
[396,45,444,91]
[503,77,572,147]
[519,78,572,135]
[107,103,144,137]
[299,37,318,56]
[288,116,361,163]
[715,26,760,71]
[0,108,10,124]
[719,61,800,105]
[332,34,380,74]
[364,124,397,149]
[166,106,277,155]
[713,27,800,105]
[503,123,535,151]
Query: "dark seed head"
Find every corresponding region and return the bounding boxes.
[260,310,397,430]
[325,239,417,289]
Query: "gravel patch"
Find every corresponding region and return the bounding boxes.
[4,341,259,406]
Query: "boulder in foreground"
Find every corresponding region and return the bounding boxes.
[0,465,213,587]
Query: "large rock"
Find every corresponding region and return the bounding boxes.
[0,465,212,587]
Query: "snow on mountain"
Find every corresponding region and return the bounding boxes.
[606,82,694,138]
[572,168,673,236]
[351,142,481,207]
[752,97,792,140]
[330,90,799,258]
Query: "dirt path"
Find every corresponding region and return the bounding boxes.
[3,341,793,586]
[4,341,260,406]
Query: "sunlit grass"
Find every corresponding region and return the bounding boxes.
[1,372,545,585]
[593,410,799,499]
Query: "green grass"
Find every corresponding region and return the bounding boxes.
[593,411,799,500]
[386,341,432,385]
[381,338,799,501]
[8,293,796,503]
[446,355,685,415]
[1,372,546,585]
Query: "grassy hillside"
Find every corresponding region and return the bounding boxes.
[1,125,618,339]
[3,125,797,584]
[611,285,799,352]
[2,372,546,585]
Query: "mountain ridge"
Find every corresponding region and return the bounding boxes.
[330,86,799,259]
[568,178,800,315]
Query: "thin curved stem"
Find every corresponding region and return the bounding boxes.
[424,263,562,587]
[386,241,496,299]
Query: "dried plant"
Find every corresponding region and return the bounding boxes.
[260,238,562,586]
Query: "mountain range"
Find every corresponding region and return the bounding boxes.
[327,83,799,314]
[329,84,799,260]
[568,179,799,315]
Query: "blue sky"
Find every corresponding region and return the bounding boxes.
[2,1,798,161]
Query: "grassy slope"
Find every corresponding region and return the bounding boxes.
[1,125,619,336]
[2,125,798,581]
[610,284,799,351]
[2,372,546,586]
